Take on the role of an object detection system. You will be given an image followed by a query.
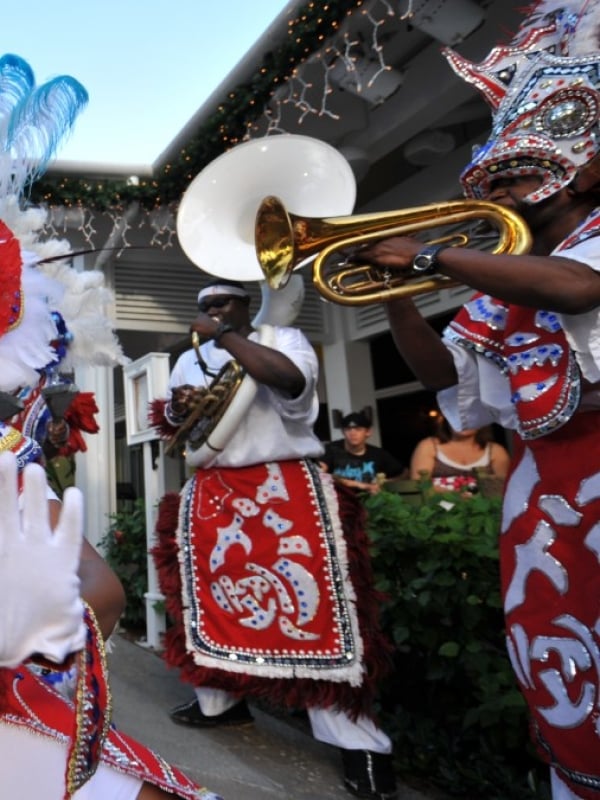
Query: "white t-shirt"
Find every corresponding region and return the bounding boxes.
[438,234,600,432]
[168,325,324,467]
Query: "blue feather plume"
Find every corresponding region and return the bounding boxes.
[0,54,35,123]
[0,53,88,198]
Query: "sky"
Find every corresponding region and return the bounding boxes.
[2,1,289,168]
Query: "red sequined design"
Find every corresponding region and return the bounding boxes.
[501,412,600,798]
[154,459,393,720]
[448,294,580,439]
[179,460,362,682]
[0,221,23,336]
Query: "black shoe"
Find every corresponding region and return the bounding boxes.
[341,749,398,800]
[169,697,254,728]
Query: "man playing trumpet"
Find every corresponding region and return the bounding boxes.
[360,4,600,798]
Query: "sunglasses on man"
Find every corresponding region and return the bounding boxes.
[197,296,234,314]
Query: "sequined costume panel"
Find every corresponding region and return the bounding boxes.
[178,459,364,684]
[447,295,581,439]
[501,411,600,798]
[0,666,221,800]
[154,459,392,719]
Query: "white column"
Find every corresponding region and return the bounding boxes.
[141,440,167,649]
[74,364,117,549]
[122,353,172,649]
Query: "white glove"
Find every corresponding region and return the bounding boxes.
[0,451,86,668]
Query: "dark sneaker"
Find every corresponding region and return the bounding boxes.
[169,697,254,728]
[341,749,398,800]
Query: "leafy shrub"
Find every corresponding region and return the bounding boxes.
[364,485,549,799]
[99,499,148,630]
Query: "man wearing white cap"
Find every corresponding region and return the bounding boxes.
[153,277,397,800]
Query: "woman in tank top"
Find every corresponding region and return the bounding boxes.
[410,415,510,493]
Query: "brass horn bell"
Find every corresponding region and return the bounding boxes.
[255,196,532,306]
[175,132,531,307]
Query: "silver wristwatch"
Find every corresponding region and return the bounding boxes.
[412,244,446,274]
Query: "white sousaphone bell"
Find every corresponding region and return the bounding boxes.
[172,134,356,466]
[172,134,530,465]
[176,133,357,285]
[177,133,359,322]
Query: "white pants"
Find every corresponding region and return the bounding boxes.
[0,724,142,800]
[195,686,392,753]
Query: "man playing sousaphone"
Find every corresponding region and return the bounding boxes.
[152,278,398,800]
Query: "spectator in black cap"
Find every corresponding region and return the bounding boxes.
[320,407,404,494]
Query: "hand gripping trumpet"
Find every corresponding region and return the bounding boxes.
[164,331,245,458]
[255,195,532,306]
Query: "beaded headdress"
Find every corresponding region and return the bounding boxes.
[443,1,600,203]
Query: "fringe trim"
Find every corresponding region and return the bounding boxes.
[66,604,111,799]
[148,398,176,440]
[152,475,393,721]
[304,462,365,685]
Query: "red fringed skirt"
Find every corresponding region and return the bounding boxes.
[153,458,392,720]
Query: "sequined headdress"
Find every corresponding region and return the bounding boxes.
[443,1,600,203]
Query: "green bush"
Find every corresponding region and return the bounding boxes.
[99,499,148,630]
[364,486,549,799]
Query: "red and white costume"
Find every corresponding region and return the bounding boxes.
[438,215,600,798]
[0,420,222,800]
[0,608,218,800]
[153,324,393,752]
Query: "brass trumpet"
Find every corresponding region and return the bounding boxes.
[255,196,532,306]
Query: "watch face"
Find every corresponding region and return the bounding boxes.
[414,253,433,270]
[413,245,442,273]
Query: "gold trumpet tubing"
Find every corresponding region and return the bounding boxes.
[255,197,532,305]
[427,232,469,247]
[326,233,471,297]
[320,231,481,304]
[318,252,455,306]
[326,265,390,296]
[310,203,531,306]
[292,200,527,257]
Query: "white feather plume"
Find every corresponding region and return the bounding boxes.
[0,196,129,370]
[37,260,129,369]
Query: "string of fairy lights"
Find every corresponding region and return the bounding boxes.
[34,0,416,252]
